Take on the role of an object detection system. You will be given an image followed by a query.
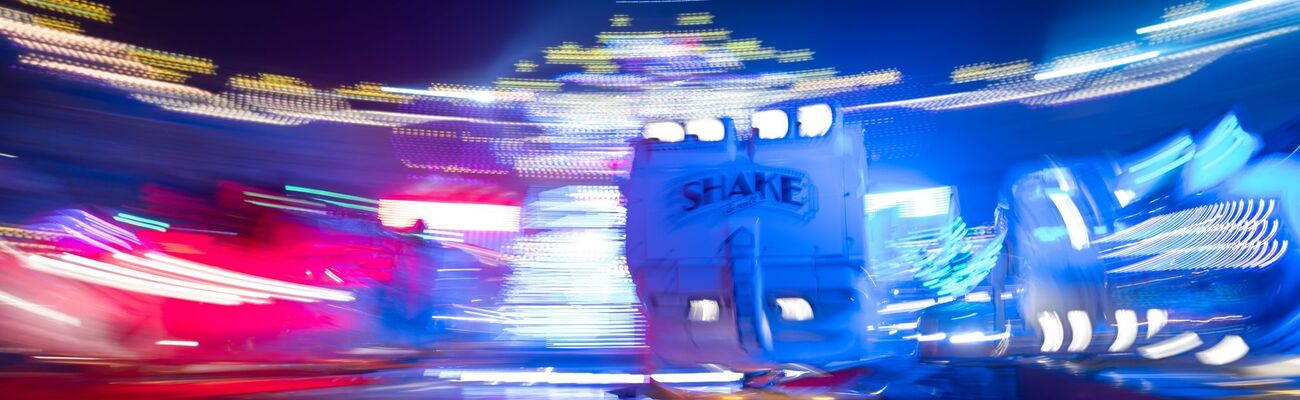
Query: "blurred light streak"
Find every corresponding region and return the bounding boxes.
[1047,192,1090,250]
[1128,136,1194,174]
[113,213,168,232]
[1111,309,1138,352]
[0,289,81,326]
[1196,335,1249,365]
[751,109,789,139]
[1039,311,1064,352]
[17,0,112,23]
[1113,190,1138,207]
[1102,199,1288,272]
[24,254,246,305]
[911,332,947,342]
[1033,51,1161,80]
[879,297,954,314]
[688,299,720,322]
[426,369,741,384]
[380,86,495,103]
[877,322,919,331]
[1067,310,1093,352]
[244,200,328,215]
[378,200,521,232]
[775,297,814,321]
[502,186,644,349]
[1139,332,1203,359]
[796,103,832,137]
[139,252,355,302]
[1147,309,1168,339]
[949,329,1009,344]
[1136,0,1279,34]
[284,185,378,204]
[950,60,1032,83]
[642,121,686,142]
[865,186,952,218]
[154,340,199,347]
[1185,112,1260,193]
[685,118,725,142]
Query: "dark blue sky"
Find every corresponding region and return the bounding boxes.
[2,0,1298,221]
[101,0,1175,89]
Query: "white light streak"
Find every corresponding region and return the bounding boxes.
[380,86,495,103]
[1148,309,1168,339]
[155,340,199,347]
[775,297,814,321]
[1196,335,1249,365]
[796,103,832,137]
[1039,311,1064,352]
[1033,51,1161,80]
[1136,0,1279,34]
[0,289,81,326]
[1139,332,1202,359]
[688,299,720,322]
[751,109,789,139]
[1047,192,1091,250]
[642,121,686,142]
[913,332,948,342]
[1111,309,1138,352]
[378,200,520,232]
[949,330,1010,344]
[866,186,953,218]
[426,369,742,384]
[1067,310,1093,352]
[685,118,725,141]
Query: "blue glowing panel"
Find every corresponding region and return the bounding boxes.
[866,186,954,218]
[1182,112,1260,194]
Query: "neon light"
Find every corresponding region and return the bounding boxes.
[114,213,169,229]
[113,215,166,232]
[378,200,521,232]
[284,185,378,204]
[24,254,246,305]
[155,340,199,347]
[244,200,327,214]
[1033,51,1161,80]
[866,186,953,218]
[1136,0,1278,34]
[1128,136,1193,173]
[316,198,378,212]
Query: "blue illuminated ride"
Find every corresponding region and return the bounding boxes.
[625,102,880,371]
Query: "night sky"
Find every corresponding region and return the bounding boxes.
[98,0,1162,89]
[1,0,1298,220]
